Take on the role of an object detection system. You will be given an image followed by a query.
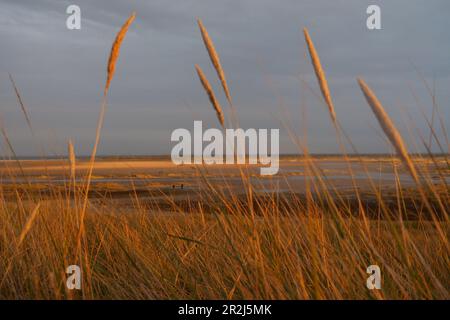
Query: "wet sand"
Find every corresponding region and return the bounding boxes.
[0,156,447,196]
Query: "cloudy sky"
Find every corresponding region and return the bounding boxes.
[0,0,449,156]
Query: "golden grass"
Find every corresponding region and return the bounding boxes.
[105,12,136,96]
[68,140,76,180]
[8,73,33,134]
[0,187,448,299]
[0,19,448,300]
[357,78,419,183]
[195,64,225,127]
[303,28,336,123]
[16,203,41,247]
[197,18,232,106]
[78,12,136,259]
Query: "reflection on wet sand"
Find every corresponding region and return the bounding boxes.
[1,156,448,197]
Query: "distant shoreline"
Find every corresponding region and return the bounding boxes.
[1,153,448,161]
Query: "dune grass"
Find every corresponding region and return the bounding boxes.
[0,176,448,299]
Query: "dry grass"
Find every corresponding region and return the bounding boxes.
[197,18,232,106]
[16,203,41,247]
[78,12,136,254]
[68,140,76,180]
[357,78,419,183]
[303,28,336,123]
[195,64,225,127]
[9,73,33,134]
[105,12,136,96]
[0,183,448,299]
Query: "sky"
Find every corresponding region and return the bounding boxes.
[0,0,449,157]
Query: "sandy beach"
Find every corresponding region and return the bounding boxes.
[1,156,448,206]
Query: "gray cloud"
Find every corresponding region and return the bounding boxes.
[0,0,448,156]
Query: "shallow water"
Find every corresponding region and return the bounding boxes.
[1,158,447,195]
